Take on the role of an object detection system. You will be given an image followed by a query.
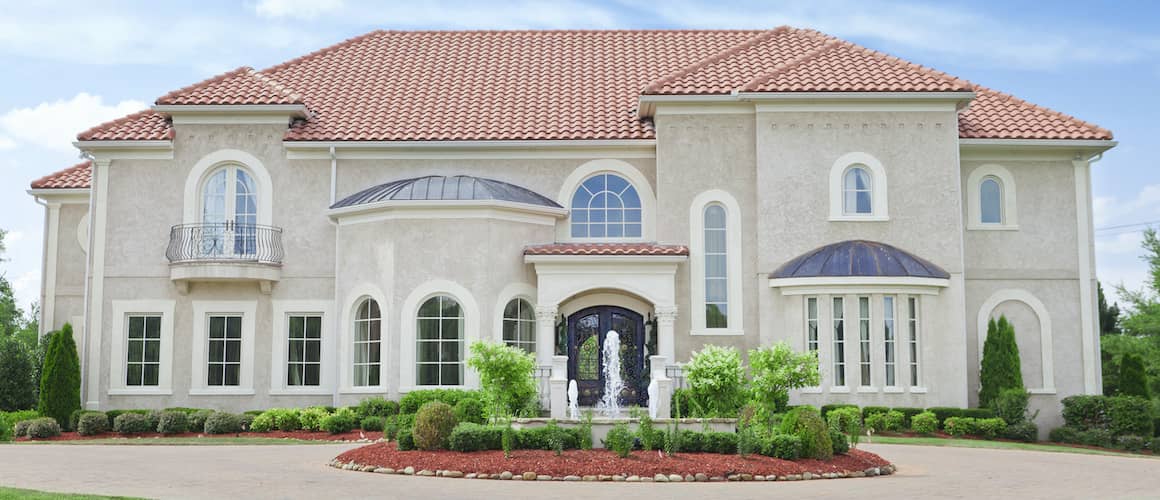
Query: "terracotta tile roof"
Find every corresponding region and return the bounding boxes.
[76,110,173,141]
[959,87,1113,140]
[156,66,304,106]
[74,28,1111,142]
[524,243,689,256]
[30,160,91,189]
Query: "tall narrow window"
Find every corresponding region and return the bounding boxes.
[843,166,873,215]
[200,166,258,256]
[353,299,382,387]
[832,297,846,386]
[207,315,242,386]
[287,314,321,386]
[570,173,642,238]
[125,315,161,386]
[806,297,819,353]
[980,177,1003,224]
[908,297,920,387]
[883,296,896,387]
[858,296,871,387]
[704,204,728,328]
[502,298,536,354]
[417,295,464,386]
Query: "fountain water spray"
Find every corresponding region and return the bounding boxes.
[567,380,580,420]
[597,330,624,418]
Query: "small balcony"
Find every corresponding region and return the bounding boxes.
[166,222,283,293]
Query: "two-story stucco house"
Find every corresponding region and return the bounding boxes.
[28,27,1114,432]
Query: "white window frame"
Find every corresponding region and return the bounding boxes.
[689,189,744,336]
[270,300,334,395]
[109,300,175,396]
[190,300,257,395]
[966,164,1019,230]
[829,152,889,221]
[907,295,922,389]
[493,282,538,353]
[831,296,847,391]
[857,296,874,390]
[182,149,273,226]
[557,159,657,242]
[501,298,537,354]
[352,298,383,388]
[399,280,481,391]
[883,295,898,389]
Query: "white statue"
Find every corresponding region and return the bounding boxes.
[647,378,659,419]
[567,379,580,420]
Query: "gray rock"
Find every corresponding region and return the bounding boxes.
[787,474,801,481]
[654,474,668,483]
[709,476,725,482]
[444,471,464,478]
[595,475,609,481]
[694,473,708,482]
[668,474,683,482]
[726,474,739,482]
[641,477,653,482]
[581,475,597,482]
[565,475,582,481]
[865,467,880,477]
[536,475,552,481]
[373,468,392,474]
[802,472,813,480]
[523,472,537,481]
[500,471,513,480]
[417,470,435,477]
[626,475,640,483]
[341,463,355,471]
[465,473,477,479]
[403,466,415,475]
[851,471,865,478]
[754,475,765,481]
[612,475,626,482]
[684,474,695,482]
[739,473,753,481]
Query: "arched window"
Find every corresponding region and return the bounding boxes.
[704,204,728,328]
[980,177,1003,224]
[352,298,381,387]
[502,298,535,354]
[843,166,873,215]
[416,295,464,386]
[570,173,642,238]
[200,165,258,256]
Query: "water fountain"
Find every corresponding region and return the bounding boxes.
[567,380,580,420]
[596,330,624,418]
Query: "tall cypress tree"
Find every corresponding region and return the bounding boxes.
[0,337,36,411]
[38,324,81,429]
[979,316,1024,408]
[1118,353,1150,399]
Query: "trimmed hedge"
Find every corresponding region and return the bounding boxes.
[399,389,482,415]
[516,424,581,450]
[453,398,486,425]
[820,404,858,419]
[448,423,504,452]
[413,402,457,450]
[203,412,242,434]
[761,433,802,460]
[1004,421,1038,442]
[355,397,399,420]
[861,406,890,419]
[1061,395,1152,437]
[396,427,415,451]
[321,409,359,434]
[926,407,964,427]
[911,411,938,435]
[26,417,61,439]
[961,408,996,420]
[113,413,152,434]
[891,407,925,428]
[780,406,832,460]
[77,412,109,436]
[830,429,849,455]
[157,411,189,435]
[360,416,386,432]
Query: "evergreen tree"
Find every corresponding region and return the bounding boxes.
[1098,282,1121,335]
[38,324,81,429]
[0,337,36,411]
[979,316,1024,408]
[1118,353,1150,398]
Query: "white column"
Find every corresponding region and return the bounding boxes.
[1073,158,1099,394]
[650,355,672,418]
[655,305,678,362]
[534,304,559,366]
[549,355,568,419]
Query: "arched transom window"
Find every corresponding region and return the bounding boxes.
[416,295,464,386]
[570,173,642,238]
[980,177,1003,224]
[200,165,258,255]
[843,166,873,215]
[353,298,381,387]
[502,298,535,354]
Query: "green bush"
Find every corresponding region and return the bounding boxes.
[413,401,457,450]
[826,406,862,447]
[891,407,925,429]
[994,388,1032,425]
[1078,428,1114,448]
[684,345,745,417]
[820,404,858,419]
[605,423,634,458]
[670,388,694,418]
[70,410,101,433]
[203,412,242,434]
[675,429,704,453]
[399,389,482,415]
[383,422,399,440]
[578,411,594,450]
[1117,354,1150,399]
[637,415,662,451]
[395,413,415,430]
[829,428,849,454]
[864,412,886,433]
[943,417,976,438]
[761,433,802,460]
[962,408,997,420]
[0,338,37,412]
[77,412,109,436]
[882,410,905,432]
[515,423,580,450]
[1107,396,1152,437]
[1003,421,1038,442]
[1061,395,1107,429]
[911,411,938,435]
[238,414,255,431]
[979,316,1023,409]
[861,406,890,420]
[360,416,386,432]
[145,410,162,431]
[467,341,538,419]
[321,409,359,434]
[1048,426,1080,443]
[2,409,39,438]
[37,325,81,431]
[162,407,205,415]
[453,398,486,425]
[501,425,514,457]
[249,413,274,433]
[926,407,964,428]
[448,423,504,452]
[1116,435,1148,452]
[975,417,1007,439]
[156,411,189,435]
[13,419,34,438]
[355,397,400,420]
[113,412,152,434]
[747,342,820,419]
[779,406,832,460]
[396,427,415,451]
[299,407,330,431]
[258,408,301,432]
[26,417,60,439]
[702,431,739,454]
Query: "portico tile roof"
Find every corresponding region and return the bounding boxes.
[524,243,689,256]
[30,160,91,189]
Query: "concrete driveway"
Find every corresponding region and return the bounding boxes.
[0,442,1156,499]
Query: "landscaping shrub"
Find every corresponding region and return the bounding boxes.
[747,342,820,420]
[70,410,101,433]
[399,389,481,415]
[0,338,37,412]
[76,412,109,436]
[994,388,1033,425]
[37,325,81,431]
[360,416,386,432]
[383,422,399,440]
[26,417,60,439]
[249,413,274,433]
[501,425,514,458]
[2,409,39,438]
[1003,421,1038,442]
[453,398,486,425]
[864,412,886,433]
[0,421,8,442]
[395,413,416,430]
[1078,428,1114,448]
[156,411,189,435]
[882,410,906,432]
[979,316,1023,409]
[826,406,862,447]
[1116,435,1148,452]
[943,417,976,438]
[355,397,400,420]
[861,406,890,420]
[467,341,538,419]
[113,412,152,434]
[13,419,34,438]
[448,423,504,452]
[702,431,739,454]
[605,423,633,458]
[670,388,694,418]
[298,407,330,431]
[779,406,832,460]
[637,415,663,451]
[258,408,301,432]
[675,429,705,453]
[911,411,938,435]
[926,407,964,428]
[413,401,457,450]
[891,407,925,429]
[1061,395,1107,429]
[321,409,359,434]
[820,404,858,419]
[1117,354,1150,399]
[1106,396,1152,437]
[203,412,242,434]
[578,410,594,450]
[974,417,1007,439]
[761,433,801,460]
[961,408,997,420]
[684,344,745,417]
[1048,426,1080,444]
[396,427,415,451]
[515,423,580,450]
[145,410,162,431]
[238,414,254,431]
[829,429,849,455]
[163,407,205,415]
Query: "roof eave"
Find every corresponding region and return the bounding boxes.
[27,188,92,203]
[959,138,1116,155]
[639,91,976,118]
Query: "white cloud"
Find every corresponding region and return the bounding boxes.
[8,270,39,311]
[255,0,344,19]
[0,93,146,151]
[0,135,14,151]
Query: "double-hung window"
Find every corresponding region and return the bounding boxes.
[858,296,872,387]
[287,314,322,386]
[832,297,846,387]
[207,315,242,386]
[125,315,161,386]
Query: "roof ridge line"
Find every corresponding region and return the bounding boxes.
[641,26,790,94]
[738,36,842,92]
[246,68,304,104]
[262,30,387,76]
[155,66,252,105]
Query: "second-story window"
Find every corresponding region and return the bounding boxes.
[201,165,258,256]
[980,177,1003,224]
[570,173,642,239]
[843,166,873,215]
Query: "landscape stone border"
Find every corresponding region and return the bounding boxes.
[328,459,897,483]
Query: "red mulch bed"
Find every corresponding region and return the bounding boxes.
[336,444,890,478]
[17,430,382,442]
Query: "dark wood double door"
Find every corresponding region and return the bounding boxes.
[566,306,647,407]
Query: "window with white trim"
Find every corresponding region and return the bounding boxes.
[833,297,846,387]
[199,165,258,257]
[125,315,161,386]
[207,315,242,386]
[806,297,819,353]
[858,296,871,387]
[980,177,1003,224]
[908,297,920,387]
[703,204,728,328]
[353,299,382,387]
[883,296,897,387]
[287,314,322,386]
[967,164,1018,230]
[570,173,642,238]
[502,298,535,354]
[416,295,464,386]
[843,166,873,215]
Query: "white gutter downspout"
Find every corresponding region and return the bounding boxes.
[329,146,337,206]
[327,145,341,407]
[78,152,97,408]
[1076,150,1104,394]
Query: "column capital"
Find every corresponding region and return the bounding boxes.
[655,305,678,323]
[534,304,559,321]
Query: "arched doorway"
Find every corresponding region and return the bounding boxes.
[566,306,648,407]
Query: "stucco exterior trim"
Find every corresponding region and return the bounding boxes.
[975,289,1056,393]
[182,149,274,225]
[828,152,889,221]
[189,300,259,395]
[338,284,390,393]
[398,279,481,391]
[108,299,176,395]
[966,164,1019,230]
[556,159,657,242]
[688,189,744,336]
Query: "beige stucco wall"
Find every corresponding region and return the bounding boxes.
[43,202,89,333]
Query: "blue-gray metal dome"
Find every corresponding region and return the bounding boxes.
[770,240,950,279]
[331,175,562,209]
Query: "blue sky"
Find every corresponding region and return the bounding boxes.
[1,0,1158,311]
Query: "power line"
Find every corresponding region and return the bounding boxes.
[1095,220,1160,233]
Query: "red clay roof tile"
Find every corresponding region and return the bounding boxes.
[156,66,304,106]
[524,243,689,256]
[30,160,91,189]
[959,87,1113,140]
[740,39,973,92]
[76,110,172,141]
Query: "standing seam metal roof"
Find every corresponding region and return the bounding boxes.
[331,175,562,209]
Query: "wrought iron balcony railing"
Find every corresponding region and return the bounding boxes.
[166,222,284,265]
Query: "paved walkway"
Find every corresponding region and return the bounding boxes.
[0,442,1157,499]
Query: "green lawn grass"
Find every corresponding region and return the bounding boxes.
[11,436,342,446]
[868,435,1158,458]
[0,487,145,500]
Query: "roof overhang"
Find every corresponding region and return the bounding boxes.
[328,199,568,226]
[152,104,309,125]
[283,139,657,160]
[72,140,174,160]
[768,275,950,296]
[959,138,1117,160]
[639,91,976,117]
[27,188,91,204]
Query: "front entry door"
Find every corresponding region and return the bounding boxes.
[566,306,646,407]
